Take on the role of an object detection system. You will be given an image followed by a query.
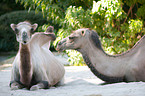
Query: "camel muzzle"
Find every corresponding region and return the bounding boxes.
[22,32,29,44]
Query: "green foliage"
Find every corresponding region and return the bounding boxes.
[123,0,145,19]
[0,0,24,16]
[0,11,48,52]
[18,0,145,65]
[16,0,96,24]
[66,50,85,66]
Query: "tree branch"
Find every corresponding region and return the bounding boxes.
[123,4,135,23]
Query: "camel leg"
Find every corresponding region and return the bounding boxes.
[30,67,49,91]
[10,66,24,90]
[30,81,49,91]
[10,81,24,90]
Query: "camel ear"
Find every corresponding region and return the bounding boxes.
[46,26,54,33]
[81,30,85,36]
[32,23,38,31]
[10,24,16,31]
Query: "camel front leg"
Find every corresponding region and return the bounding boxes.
[10,71,24,90]
[30,67,49,91]
[10,66,24,90]
[30,81,49,91]
[10,81,24,90]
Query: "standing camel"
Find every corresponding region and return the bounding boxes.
[56,28,145,83]
[10,21,65,90]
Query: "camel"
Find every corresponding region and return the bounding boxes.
[56,28,145,83]
[10,21,65,90]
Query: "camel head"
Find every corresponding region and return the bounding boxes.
[10,21,38,45]
[56,28,91,51]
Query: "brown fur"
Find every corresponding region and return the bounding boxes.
[19,44,32,88]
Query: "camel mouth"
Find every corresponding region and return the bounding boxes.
[56,47,64,52]
[56,44,66,52]
[56,42,65,52]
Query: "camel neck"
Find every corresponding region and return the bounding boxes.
[20,44,30,52]
[19,44,32,87]
[77,40,126,83]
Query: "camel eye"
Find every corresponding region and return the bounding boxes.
[30,28,34,33]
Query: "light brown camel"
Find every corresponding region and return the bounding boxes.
[56,28,145,83]
[10,21,65,90]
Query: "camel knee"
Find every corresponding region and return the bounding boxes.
[30,81,49,91]
[10,81,24,90]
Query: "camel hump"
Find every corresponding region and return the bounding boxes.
[46,26,54,33]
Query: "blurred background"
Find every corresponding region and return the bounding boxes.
[0,0,145,66]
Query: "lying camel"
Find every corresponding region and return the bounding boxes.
[56,28,145,83]
[10,21,65,90]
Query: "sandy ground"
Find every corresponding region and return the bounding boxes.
[0,53,145,96]
[0,66,145,96]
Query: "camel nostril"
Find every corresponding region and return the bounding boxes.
[69,36,74,39]
[23,41,27,44]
